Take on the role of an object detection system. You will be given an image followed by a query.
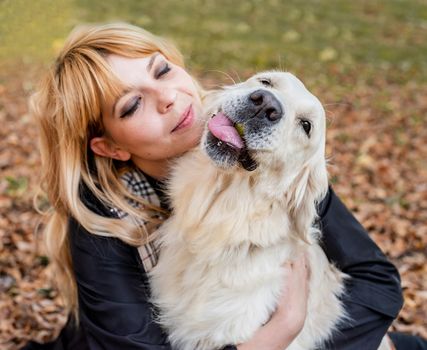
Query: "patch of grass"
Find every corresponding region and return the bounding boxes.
[1,0,426,90]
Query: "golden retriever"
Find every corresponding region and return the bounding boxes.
[149,72,390,350]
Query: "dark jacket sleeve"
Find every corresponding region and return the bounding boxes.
[317,187,404,350]
[69,217,173,350]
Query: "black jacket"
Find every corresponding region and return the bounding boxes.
[36,186,404,350]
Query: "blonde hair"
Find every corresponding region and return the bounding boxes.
[30,22,188,319]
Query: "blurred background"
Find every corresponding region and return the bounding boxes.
[0,0,426,348]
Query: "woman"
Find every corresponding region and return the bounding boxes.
[26,22,408,350]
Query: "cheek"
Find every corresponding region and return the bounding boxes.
[176,68,199,94]
[110,118,163,149]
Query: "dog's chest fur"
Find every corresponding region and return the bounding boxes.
[149,150,346,350]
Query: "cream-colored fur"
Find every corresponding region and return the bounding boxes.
[149,72,388,350]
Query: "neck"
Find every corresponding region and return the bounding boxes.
[131,156,171,180]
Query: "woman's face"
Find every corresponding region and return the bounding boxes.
[92,53,204,178]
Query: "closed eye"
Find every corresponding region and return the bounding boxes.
[120,96,142,118]
[156,62,171,78]
[258,78,272,87]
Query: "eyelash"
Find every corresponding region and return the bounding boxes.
[156,62,171,78]
[121,96,141,118]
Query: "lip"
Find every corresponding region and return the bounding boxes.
[171,105,194,133]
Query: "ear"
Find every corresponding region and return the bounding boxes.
[287,155,329,242]
[306,152,329,204]
[90,136,131,161]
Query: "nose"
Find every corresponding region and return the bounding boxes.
[157,88,177,113]
[248,89,282,122]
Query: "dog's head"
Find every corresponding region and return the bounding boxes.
[202,71,328,215]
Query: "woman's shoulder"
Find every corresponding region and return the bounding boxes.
[68,215,143,267]
[71,179,139,263]
[69,168,165,272]
[69,167,162,271]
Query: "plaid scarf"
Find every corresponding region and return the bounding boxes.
[118,169,165,273]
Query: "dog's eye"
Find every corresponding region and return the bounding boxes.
[259,78,272,87]
[300,120,312,136]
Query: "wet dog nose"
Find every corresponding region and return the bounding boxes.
[248,89,282,122]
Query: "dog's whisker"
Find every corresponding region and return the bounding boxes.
[277,54,284,71]
[205,70,237,85]
[231,69,242,83]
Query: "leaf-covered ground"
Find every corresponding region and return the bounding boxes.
[1,0,426,349]
[0,66,426,350]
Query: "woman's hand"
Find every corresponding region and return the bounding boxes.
[237,252,310,350]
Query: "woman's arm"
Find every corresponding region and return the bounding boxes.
[69,217,173,350]
[317,186,404,349]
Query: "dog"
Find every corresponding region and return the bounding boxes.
[149,72,373,349]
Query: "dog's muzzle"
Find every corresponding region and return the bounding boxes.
[205,88,283,171]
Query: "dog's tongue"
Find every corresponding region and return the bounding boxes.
[208,112,244,149]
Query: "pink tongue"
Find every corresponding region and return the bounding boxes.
[208,112,244,149]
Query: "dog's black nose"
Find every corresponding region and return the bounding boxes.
[248,89,282,122]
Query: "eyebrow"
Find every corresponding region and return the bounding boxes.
[147,52,160,72]
[112,88,131,117]
[111,53,160,117]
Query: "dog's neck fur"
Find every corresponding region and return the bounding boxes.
[166,148,323,253]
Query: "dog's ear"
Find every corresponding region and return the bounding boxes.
[306,153,329,207]
[287,153,329,242]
